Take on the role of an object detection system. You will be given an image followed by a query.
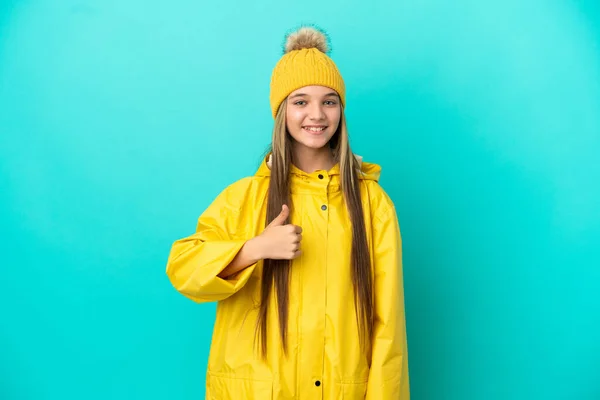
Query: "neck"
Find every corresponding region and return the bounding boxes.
[292,144,335,173]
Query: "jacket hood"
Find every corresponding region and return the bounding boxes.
[255,153,382,182]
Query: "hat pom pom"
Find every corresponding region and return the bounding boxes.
[283,25,330,54]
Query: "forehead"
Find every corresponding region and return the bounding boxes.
[288,85,339,97]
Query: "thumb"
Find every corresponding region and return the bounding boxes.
[269,204,289,227]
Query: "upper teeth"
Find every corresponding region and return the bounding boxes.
[305,127,325,132]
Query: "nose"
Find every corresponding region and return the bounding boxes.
[308,102,326,120]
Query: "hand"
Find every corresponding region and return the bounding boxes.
[255,204,302,260]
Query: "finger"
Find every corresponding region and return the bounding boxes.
[294,234,302,243]
[268,204,289,227]
[292,249,302,259]
[294,225,303,234]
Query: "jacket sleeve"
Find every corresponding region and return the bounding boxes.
[366,205,410,399]
[165,182,259,303]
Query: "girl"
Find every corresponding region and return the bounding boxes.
[166,26,410,399]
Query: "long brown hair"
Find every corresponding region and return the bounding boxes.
[256,98,373,359]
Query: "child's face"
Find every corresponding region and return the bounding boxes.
[285,85,341,151]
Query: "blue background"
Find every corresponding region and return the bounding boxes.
[1,1,599,399]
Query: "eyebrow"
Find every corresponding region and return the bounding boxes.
[289,92,339,99]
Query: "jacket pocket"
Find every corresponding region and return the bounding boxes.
[206,371,273,400]
[338,381,368,399]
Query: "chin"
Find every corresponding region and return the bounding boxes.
[296,137,332,150]
[289,130,332,147]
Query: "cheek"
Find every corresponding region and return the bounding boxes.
[286,108,305,127]
[327,108,341,128]
[286,111,302,139]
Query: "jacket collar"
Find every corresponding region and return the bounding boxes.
[255,153,381,183]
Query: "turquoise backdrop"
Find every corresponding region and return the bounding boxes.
[1,1,599,399]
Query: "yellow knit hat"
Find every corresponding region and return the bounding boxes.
[269,26,346,118]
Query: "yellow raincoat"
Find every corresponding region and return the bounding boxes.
[166,155,410,399]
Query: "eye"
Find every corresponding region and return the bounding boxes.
[324,100,337,106]
[294,100,307,106]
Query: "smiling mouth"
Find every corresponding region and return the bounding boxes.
[302,126,327,133]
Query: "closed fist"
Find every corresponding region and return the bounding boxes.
[257,204,302,260]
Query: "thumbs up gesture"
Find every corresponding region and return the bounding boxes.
[257,204,303,260]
